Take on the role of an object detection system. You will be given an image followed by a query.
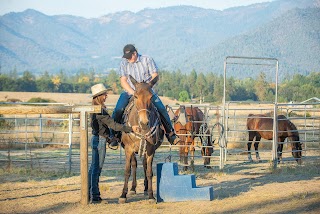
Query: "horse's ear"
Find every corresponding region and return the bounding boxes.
[149,76,159,87]
[129,75,138,87]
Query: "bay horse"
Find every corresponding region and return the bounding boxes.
[171,106,214,171]
[247,113,302,164]
[119,75,164,203]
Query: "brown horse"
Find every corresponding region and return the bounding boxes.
[119,75,164,204]
[247,113,302,164]
[172,106,214,171]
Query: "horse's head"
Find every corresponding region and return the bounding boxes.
[286,119,302,165]
[130,75,158,131]
[290,134,302,165]
[201,128,214,168]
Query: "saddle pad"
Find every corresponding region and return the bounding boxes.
[176,106,187,126]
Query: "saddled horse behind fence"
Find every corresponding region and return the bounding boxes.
[170,106,214,171]
[247,113,302,164]
[119,75,164,203]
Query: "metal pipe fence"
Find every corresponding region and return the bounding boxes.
[0,102,319,173]
[223,101,320,166]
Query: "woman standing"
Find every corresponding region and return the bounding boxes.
[89,83,136,203]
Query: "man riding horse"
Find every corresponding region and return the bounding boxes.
[109,44,181,146]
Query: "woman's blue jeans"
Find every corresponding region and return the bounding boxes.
[88,135,106,198]
[111,92,174,134]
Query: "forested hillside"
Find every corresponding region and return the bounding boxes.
[184,7,320,80]
[0,0,319,77]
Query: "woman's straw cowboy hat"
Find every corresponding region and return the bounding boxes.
[90,83,112,97]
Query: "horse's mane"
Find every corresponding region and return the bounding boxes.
[287,119,297,131]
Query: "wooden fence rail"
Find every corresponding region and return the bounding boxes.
[0,105,101,205]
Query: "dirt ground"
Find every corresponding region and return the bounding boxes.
[1,92,319,213]
[0,158,319,214]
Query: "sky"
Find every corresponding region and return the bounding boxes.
[0,0,273,18]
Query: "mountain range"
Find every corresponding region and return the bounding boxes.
[0,0,319,79]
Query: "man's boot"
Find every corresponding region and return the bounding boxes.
[166,131,181,145]
[108,136,119,149]
[158,112,181,145]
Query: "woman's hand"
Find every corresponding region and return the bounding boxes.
[131,125,140,133]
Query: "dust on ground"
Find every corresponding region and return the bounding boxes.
[0,160,319,214]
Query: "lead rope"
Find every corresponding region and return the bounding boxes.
[127,105,161,158]
[138,136,146,158]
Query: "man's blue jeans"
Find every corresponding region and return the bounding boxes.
[111,92,174,134]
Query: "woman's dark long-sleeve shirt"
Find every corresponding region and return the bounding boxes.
[91,108,132,137]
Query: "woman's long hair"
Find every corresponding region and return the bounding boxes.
[92,94,106,109]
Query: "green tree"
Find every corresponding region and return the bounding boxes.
[0,74,18,91]
[19,71,36,91]
[187,69,197,99]
[178,90,190,102]
[195,72,207,103]
[106,69,121,93]
[254,72,269,101]
[213,75,224,103]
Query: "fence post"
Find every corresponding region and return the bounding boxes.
[39,114,43,148]
[78,110,89,205]
[68,114,73,174]
[272,104,278,169]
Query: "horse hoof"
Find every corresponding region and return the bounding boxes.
[148,198,156,204]
[128,190,136,195]
[118,198,127,204]
[144,191,148,196]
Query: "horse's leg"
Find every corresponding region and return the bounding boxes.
[291,142,302,165]
[190,143,195,172]
[202,137,212,169]
[143,154,148,195]
[146,153,156,203]
[179,147,184,163]
[247,131,255,162]
[254,135,261,162]
[183,143,189,171]
[119,151,132,204]
[129,154,137,195]
[277,138,284,164]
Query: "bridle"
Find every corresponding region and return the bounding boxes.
[126,95,161,157]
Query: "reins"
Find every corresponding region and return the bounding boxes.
[126,103,161,158]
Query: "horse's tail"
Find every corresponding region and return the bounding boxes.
[211,122,226,148]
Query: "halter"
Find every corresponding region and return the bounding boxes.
[126,100,161,157]
[136,108,151,128]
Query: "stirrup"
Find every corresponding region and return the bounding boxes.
[108,137,119,150]
[168,133,181,145]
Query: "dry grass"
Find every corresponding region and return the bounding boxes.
[0,159,319,214]
[0,91,180,106]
